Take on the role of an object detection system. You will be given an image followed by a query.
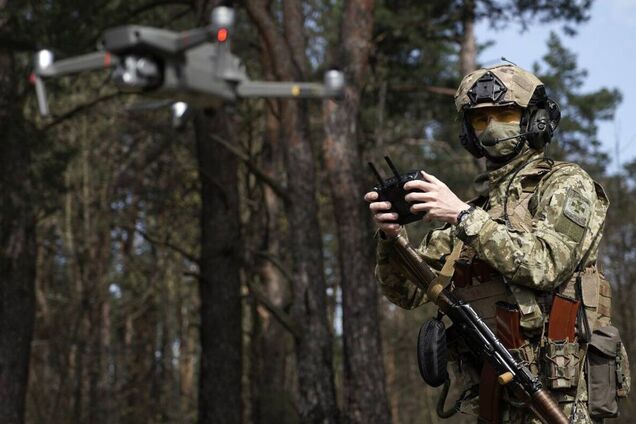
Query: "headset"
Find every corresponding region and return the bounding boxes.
[459,72,561,163]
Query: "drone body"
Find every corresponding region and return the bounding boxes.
[32,6,344,121]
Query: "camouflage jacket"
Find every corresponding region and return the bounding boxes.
[375,149,609,313]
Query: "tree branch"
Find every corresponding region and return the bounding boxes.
[209,134,291,205]
[184,267,300,338]
[42,92,122,131]
[246,280,301,339]
[125,226,199,264]
[128,0,191,19]
[0,34,36,51]
[249,249,294,284]
[389,84,456,96]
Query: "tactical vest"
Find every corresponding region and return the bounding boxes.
[450,161,611,335]
[451,161,629,422]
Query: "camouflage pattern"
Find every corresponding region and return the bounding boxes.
[374,147,611,423]
[454,64,545,111]
[376,148,608,304]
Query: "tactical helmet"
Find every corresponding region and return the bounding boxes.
[455,64,561,161]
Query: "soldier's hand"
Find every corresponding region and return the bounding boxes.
[403,171,470,224]
[364,191,402,238]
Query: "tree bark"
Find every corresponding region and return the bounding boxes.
[0,45,37,424]
[323,1,391,423]
[195,108,242,424]
[245,1,339,422]
[251,48,297,424]
[459,0,477,76]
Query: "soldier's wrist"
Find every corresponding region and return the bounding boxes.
[456,205,475,225]
[455,207,489,242]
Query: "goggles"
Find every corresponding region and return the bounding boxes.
[467,106,522,131]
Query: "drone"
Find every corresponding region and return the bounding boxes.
[31,6,345,127]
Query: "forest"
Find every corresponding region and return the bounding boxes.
[0,0,633,423]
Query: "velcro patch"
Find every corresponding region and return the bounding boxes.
[554,188,591,242]
[563,188,591,227]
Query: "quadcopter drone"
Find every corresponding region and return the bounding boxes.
[31,6,345,126]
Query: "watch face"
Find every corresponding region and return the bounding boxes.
[458,206,475,224]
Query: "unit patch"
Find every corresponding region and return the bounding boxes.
[563,189,590,227]
[555,188,590,242]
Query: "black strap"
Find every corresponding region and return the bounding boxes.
[436,379,478,419]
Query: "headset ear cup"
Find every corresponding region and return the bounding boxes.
[546,97,561,132]
[526,108,552,150]
[460,117,484,158]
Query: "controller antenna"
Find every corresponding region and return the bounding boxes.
[368,162,385,187]
[385,156,401,179]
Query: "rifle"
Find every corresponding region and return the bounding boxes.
[390,234,568,424]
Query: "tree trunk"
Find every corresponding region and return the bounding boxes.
[0,41,36,424]
[459,0,477,76]
[251,52,297,423]
[323,1,391,423]
[195,108,243,424]
[245,1,339,421]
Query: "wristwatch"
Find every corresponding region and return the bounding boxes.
[456,206,475,225]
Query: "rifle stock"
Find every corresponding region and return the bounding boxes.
[390,235,568,424]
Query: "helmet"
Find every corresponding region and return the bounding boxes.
[455,64,561,160]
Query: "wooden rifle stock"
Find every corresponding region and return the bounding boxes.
[390,235,569,424]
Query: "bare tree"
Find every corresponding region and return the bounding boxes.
[245,1,339,421]
[323,0,392,423]
[194,108,243,424]
[0,10,36,422]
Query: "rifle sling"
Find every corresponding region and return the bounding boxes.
[427,241,463,301]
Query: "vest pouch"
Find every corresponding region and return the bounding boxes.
[587,325,624,419]
[417,318,448,387]
[543,339,581,390]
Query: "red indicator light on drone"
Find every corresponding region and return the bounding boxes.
[217,28,229,42]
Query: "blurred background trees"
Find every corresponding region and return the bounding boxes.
[0,0,633,423]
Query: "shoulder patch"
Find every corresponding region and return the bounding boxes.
[563,188,591,227]
[554,188,591,242]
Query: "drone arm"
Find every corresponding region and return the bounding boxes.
[236,81,337,99]
[175,27,215,51]
[33,51,119,117]
[38,52,119,78]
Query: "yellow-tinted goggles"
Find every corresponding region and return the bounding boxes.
[467,107,522,131]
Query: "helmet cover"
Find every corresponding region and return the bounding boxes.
[455,64,545,112]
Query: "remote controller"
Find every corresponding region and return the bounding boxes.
[368,156,426,225]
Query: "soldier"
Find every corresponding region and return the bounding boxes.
[364,64,629,423]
